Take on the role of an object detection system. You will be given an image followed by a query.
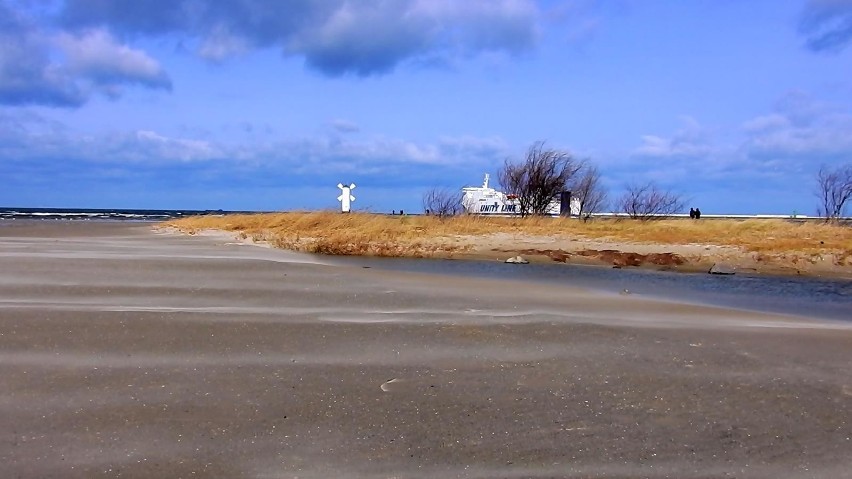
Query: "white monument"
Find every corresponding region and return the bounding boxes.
[337,183,355,213]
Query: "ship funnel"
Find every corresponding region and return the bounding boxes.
[560,191,573,217]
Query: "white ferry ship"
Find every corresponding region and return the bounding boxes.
[461,174,579,216]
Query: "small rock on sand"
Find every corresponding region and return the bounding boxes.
[505,255,529,264]
[709,263,736,275]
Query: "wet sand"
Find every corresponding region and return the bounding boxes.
[1,221,851,478]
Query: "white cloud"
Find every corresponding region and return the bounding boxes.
[55,29,171,89]
[0,4,171,107]
[132,130,219,162]
[742,91,852,160]
[742,114,790,133]
[198,24,252,61]
[634,116,711,158]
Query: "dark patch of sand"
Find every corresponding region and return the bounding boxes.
[500,248,687,269]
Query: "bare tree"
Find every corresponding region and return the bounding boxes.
[498,141,583,216]
[569,162,608,218]
[422,187,463,217]
[815,164,852,221]
[617,181,685,220]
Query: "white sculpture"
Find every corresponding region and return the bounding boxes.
[337,183,356,213]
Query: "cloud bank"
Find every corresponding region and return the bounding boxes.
[743,91,852,163]
[1,0,540,107]
[0,1,171,107]
[60,0,540,75]
[0,111,510,189]
[628,91,852,196]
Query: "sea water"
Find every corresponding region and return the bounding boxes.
[330,256,852,322]
[0,207,255,221]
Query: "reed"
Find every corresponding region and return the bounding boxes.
[163,212,852,259]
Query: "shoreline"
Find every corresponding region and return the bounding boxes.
[172,225,852,281]
[157,212,852,281]
[457,240,852,280]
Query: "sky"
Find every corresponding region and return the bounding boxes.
[1,0,851,215]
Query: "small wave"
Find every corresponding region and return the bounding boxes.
[0,207,259,222]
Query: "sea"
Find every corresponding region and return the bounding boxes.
[0,206,254,221]
[331,256,852,322]
[2,207,849,322]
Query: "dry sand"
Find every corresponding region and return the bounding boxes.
[1,221,851,478]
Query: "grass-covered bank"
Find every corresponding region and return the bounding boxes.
[162,211,852,264]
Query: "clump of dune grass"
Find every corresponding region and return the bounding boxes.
[162,211,852,261]
[571,217,851,254]
[163,211,474,257]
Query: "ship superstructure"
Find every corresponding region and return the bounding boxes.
[461,174,577,216]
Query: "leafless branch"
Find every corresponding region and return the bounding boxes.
[422,187,463,218]
[498,141,583,216]
[815,164,852,221]
[617,181,685,220]
[568,162,608,218]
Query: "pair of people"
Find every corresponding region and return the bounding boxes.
[689,207,702,219]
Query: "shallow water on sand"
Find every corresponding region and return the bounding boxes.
[330,257,852,322]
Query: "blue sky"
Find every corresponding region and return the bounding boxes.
[1,0,851,214]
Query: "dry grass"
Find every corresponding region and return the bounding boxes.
[162,211,852,260]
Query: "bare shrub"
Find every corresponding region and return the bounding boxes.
[815,164,852,221]
[569,163,608,218]
[498,141,583,216]
[617,182,685,220]
[422,187,463,217]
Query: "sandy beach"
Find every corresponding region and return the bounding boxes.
[1,221,851,478]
